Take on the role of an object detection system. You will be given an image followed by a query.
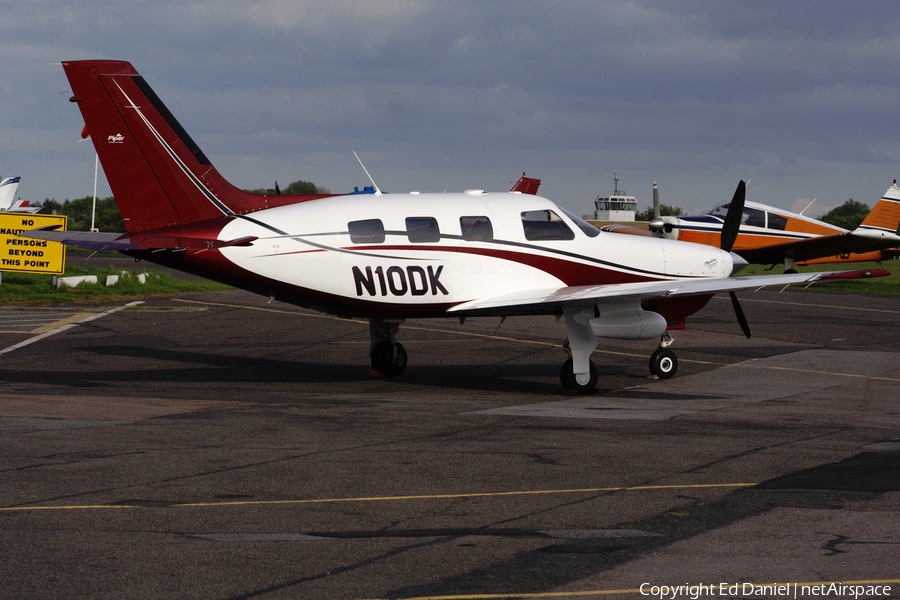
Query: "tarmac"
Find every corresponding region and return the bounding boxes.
[0,281,898,600]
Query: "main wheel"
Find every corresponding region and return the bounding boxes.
[559,358,598,394]
[649,348,677,379]
[371,341,408,376]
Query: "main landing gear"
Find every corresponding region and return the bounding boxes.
[369,318,408,376]
[559,309,679,394]
[559,307,599,394]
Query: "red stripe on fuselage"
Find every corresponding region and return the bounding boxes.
[349,244,664,286]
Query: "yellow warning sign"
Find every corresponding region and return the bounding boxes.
[0,213,67,275]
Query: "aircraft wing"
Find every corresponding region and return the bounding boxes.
[18,226,256,251]
[448,269,888,315]
[734,229,900,265]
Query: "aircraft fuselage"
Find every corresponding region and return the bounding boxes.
[139,192,737,320]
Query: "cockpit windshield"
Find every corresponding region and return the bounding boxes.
[699,203,766,228]
[560,208,601,238]
[700,203,729,218]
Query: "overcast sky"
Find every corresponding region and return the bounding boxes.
[3,1,900,218]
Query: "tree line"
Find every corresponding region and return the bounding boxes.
[633,199,872,230]
[34,179,328,232]
[34,181,873,233]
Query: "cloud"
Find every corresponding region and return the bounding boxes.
[3,1,900,212]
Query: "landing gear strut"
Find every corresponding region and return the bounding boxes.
[784,256,797,274]
[559,307,599,394]
[369,318,407,376]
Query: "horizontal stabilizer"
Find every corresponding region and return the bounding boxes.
[18,226,256,251]
[127,234,258,250]
[19,226,138,252]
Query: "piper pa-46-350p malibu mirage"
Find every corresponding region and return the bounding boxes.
[23,60,889,394]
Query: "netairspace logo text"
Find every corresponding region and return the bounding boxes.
[639,582,894,599]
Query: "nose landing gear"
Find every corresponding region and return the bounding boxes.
[649,332,677,379]
[369,318,407,376]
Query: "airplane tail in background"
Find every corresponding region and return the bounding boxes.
[857,180,900,235]
[510,172,541,195]
[62,60,334,234]
[0,176,20,210]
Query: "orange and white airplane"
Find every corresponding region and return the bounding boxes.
[647,184,900,272]
[21,60,889,393]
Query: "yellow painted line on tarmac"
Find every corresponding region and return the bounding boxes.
[0,482,754,512]
[0,504,136,512]
[0,312,94,334]
[173,298,560,348]
[351,580,900,600]
[172,298,724,361]
[174,297,360,320]
[730,362,900,383]
[0,302,144,356]
[171,299,898,379]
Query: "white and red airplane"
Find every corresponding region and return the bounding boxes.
[22,60,889,393]
[0,176,41,213]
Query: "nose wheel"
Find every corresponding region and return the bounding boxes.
[371,340,408,376]
[649,347,677,379]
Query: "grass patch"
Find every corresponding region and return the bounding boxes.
[735,259,900,295]
[0,264,231,305]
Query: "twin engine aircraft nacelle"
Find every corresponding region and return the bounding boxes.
[589,307,668,341]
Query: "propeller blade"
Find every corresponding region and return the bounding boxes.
[653,181,660,220]
[720,180,746,252]
[730,291,752,339]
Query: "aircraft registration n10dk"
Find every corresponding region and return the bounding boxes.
[23,60,889,394]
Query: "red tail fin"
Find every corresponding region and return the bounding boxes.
[62,60,332,233]
[510,172,541,195]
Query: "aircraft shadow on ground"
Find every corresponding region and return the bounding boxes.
[0,343,605,395]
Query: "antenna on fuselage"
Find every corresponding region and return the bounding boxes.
[799,198,817,216]
[353,151,382,196]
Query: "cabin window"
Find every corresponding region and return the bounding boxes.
[460,216,493,241]
[768,213,788,231]
[348,219,385,243]
[406,217,440,243]
[521,210,576,241]
[741,208,765,228]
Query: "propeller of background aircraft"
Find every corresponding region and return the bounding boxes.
[653,181,660,221]
[647,179,752,338]
[648,182,680,235]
